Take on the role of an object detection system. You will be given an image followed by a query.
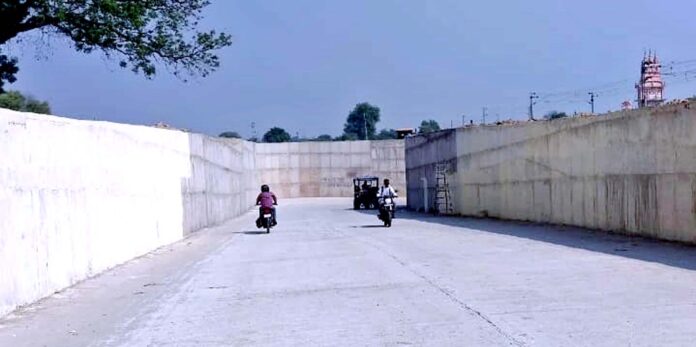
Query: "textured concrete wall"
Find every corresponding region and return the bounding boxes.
[182,135,257,234]
[1,110,188,316]
[256,140,405,198]
[0,109,407,317]
[406,103,696,243]
[0,110,257,316]
[405,130,457,211]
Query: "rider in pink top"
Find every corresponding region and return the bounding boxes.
[256,184,277,226]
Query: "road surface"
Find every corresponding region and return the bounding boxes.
[2,198,696,346]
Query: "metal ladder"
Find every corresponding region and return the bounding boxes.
[434,163,454,215]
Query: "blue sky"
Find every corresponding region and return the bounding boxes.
[6,0,696,137]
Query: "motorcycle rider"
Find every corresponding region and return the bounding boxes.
[378,178,398,217]
[379,178,398,199]
[256,184,278,227]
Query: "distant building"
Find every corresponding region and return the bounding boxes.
[395,128,416,139]
[153,121,172,129]
[635,51,665,108]
[621,100,633,110]
[152,121,189,132]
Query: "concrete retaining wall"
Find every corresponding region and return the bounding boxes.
[404,130,457,212]
[0,109,406,316]
[1,110,191,316]
[183,135,257,234]
[256,140,405,198]
[406,102,696,243]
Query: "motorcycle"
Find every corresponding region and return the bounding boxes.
[378,197,396,227]
[256,206,276,233]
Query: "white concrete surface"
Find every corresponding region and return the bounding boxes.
[406,102,696,243]
[3,198,696,347]
[183,135,258,233]
[0,110,259,317]
[0,109,406,318]
[0,109,194,317]
[256,140,405,198]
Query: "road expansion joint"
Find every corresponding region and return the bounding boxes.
[349,233,526,347]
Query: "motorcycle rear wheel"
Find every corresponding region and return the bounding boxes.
[383,214,392,227]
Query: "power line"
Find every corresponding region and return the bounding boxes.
[465,56,696,122]
[539,79,630,100]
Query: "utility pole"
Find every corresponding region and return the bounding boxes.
[482,107,488,125]
[363,113,368,140]
[529,92,539,120]
[251,122,256,140]
[461,115,466,127]
[588,92,596,114]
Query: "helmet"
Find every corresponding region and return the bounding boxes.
[261,184,270,192]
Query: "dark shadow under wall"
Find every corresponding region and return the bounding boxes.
[353,208,696,272]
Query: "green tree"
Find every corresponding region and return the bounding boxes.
[343,102,381,140]
[334,133,358,142]
[0,90,51,114]
[0,0,232,92]
[0,56,18,93]
[262,127,291,143]
[0,91,24,111]
[544,111,568,120]
[315,134,332,141]
[375,128,397,140]
[418,119,441,134]
[218,131,241,139]
[24,98,51,114]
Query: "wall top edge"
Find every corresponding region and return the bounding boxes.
[406,100,696,141]
[0,108,406,147]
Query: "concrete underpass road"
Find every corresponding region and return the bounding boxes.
[2,198,696,346]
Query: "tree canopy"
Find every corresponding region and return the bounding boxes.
[218,131,241,139]
[544,111,568,120]
[0,0,232,92]
[0,90,51,114]
[0,56,18,93]
[418,119,441,134]
[343,102,380,140]
[334,133,357,141]
[315,134,332,141]
[374,128,397,140]
[262,127,291,143]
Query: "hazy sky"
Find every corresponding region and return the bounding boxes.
[6,0,696,137]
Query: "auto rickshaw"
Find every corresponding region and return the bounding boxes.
[353,176,379,209]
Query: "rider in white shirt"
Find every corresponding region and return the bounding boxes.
[378,178,398,219]
[379,179,398,199]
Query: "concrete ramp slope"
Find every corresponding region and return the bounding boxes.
[0,109,406,317]
[406,102,696,243]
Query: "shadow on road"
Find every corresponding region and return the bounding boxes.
[350,208,696,271]
[234,230,270,235]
